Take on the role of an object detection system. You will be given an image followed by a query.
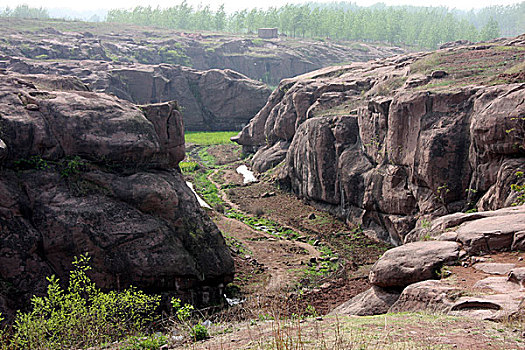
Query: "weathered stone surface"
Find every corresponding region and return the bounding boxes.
[438,232,458,241]
[405,205,525,245]
[252,141,290,172]
[388,280,460,313]
[0,72,234,320]
[473,263,516,275]
[369,241,461,288]
[234,37,525,244]
[331,286,401,316]
[508,267,525,288]
[512,231,525,251]
[455,212,525,254]
[1,22,406,86]
[6,59,271,131]
[449,294,524,321]
[473,277,521,293]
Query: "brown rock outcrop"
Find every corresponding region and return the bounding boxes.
[235,37,525,244]
[5,58,271,131]
[368,241,461,288]
[330,286,401,316]
[334,206,525,319]
[0,72,234,320]
[405,205,525,255]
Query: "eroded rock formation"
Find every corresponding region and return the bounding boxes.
[0,19,405,85]
[234,36,525,244]
[0,71,234,320]
[2,58,271,131]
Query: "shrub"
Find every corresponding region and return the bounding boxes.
[511,171,525,206]
[123,334,167,350]
[8,254,161,350]
[190,324,208,341]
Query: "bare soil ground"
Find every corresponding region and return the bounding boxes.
[176,143,525,350]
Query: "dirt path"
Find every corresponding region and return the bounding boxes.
[214,214,320,293]
[175,142,525,350]
[208,168,240,210]
[185,143,383,314]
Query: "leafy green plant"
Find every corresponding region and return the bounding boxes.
[123,334,167,350]
[171,298,194,323]
[179,161,200,174]
[60,156,85,177]
[305,304,318,317]
[190,323,208,341]
[9,254,161,350]
[13,155,48,170]
[511,171,525,206]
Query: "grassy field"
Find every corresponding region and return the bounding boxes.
[184,131,239,145]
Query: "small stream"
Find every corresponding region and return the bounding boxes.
[185,181,211,209]
[236,165,258,184]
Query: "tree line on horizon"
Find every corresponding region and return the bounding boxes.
[1,2,523,49]
[105,2,523,48]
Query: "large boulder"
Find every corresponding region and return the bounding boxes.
[405,205,525,255]
[388,280,460,313]
[368,241,461,288]
[0,72,234,320]
[330,286,401,316]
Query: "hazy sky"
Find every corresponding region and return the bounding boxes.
[0,0,521,12]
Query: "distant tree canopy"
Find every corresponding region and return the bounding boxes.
[106,1,524,49]
[0,5,49,19]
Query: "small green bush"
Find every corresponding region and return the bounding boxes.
[7,254,161,350]
[60,156,85,177]
[13,155,48,170]
[171,298,193,322]
[190,323,208,341]
[123,334,167,350]
[511,171,525,206]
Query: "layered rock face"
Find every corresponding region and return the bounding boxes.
[3,58,271,131]
[235,36,525,244]
[0,19,405,86]
[0,72,234,320]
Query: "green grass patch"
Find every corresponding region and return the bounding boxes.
[184,131,239,145]
[409,52,444,74]
[197,147,216,168]
[179,161,200,174]
[505,60,525,75]
[225,209,298,240]
[194,170,222,208]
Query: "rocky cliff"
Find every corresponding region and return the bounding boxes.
[2,57,271,131]
[0,71,234,320]
[234,36,525,245]
[0,18,405,86]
